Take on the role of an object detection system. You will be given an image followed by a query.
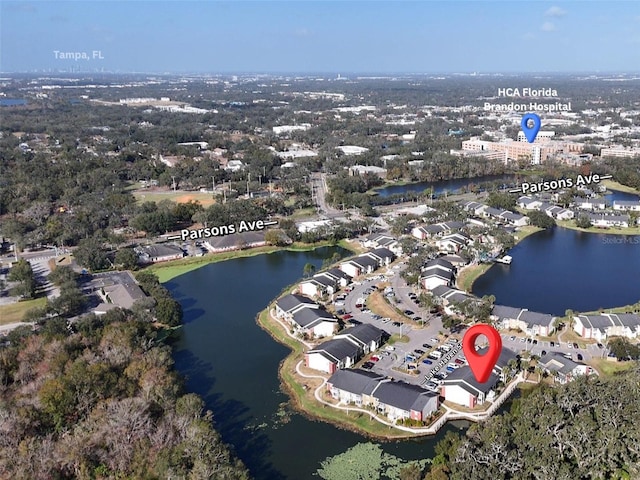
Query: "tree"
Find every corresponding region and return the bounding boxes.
[115,247,139,270]
[264,229,289,246]
[8,258,36,299]
[527,210,556,229]
[48,265,78,286]
[155,297,183,327]
[303,262,316,278]
[74,236,109,271]
[486,191,516,210]
[575,214,592,229]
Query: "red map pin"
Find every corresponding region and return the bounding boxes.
[462,323,502,383]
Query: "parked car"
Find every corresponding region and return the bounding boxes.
[370,355,380,362]
[414,349,425,356]
[362,362,374,370]
[573,343,579,349]
[550,341,555,347]
[342,314,353,320]
[422,359,433,365]
[509,336,516,341]
[454,358,464,365]
[577,353,584,361]
[422,343,432,349]
[597,343,604,349]
[384,345,395,351]
[348,319,362,326]
[403,309,415,316]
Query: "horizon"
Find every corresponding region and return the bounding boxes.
[2,1,640,74]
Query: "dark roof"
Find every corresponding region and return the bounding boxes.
[276,293,316,312]
[369,247,394,259]
[442,366,498,395]
[350,255,379,269]
[425,258,454,270]
[307,275,334,288]
[341,323,383,344]
[308,338,360,361]
[373,381,435,412]
[205,231,266,249]
[431,285,455,298]
[476,346,518,370]
[519,310,554,327]
[327,369,385,395]
[325,268,351,280]
[492,305,523,320]
[292,308,336,328]
[141,244,183,258]
[577,314,614,330]
[422,268,453,281]
[539,352,583,375]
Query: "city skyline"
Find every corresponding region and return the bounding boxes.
[2,1,640,74]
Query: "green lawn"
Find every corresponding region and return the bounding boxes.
[588,358,635,377]
[150,240,357,283]
[557,220,640,236]
[0,297,47,325]
[602,179,640,195]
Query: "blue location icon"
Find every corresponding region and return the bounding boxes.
[521,113,541,143]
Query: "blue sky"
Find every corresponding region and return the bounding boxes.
[1,1,640,73]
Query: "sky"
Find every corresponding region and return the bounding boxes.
[1,0,640,74]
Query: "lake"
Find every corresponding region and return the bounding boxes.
[473,227,640,316]
[373,174,516,198]
[166,247,468,479]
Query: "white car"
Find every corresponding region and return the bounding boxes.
[384,345,395,351]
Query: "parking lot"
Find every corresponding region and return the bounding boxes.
[329,261,610,388]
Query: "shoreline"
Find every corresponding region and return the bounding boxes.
[556,221,640,236]
[148,239,357,283]
[602,179,640,195]
[456,225,542,293]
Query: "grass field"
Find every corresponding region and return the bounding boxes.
[132,189,217,206]
[149,239,357,283]
[602,179,640,195]
[456,263,492,293]
[557,220,640,236]
[588,357,635,376]
[0,297,47,325]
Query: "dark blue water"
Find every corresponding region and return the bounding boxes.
[373,174,515,198]
[604,188,640,203]
[166,247,467,480]
[0,98,27,106]
[473,228,640,315]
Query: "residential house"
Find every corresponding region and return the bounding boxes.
[135,244,184,264]
[299,275,337,298]
[573,313,640,341]
[573,197,607,210]
[334,323,384,354]
[613,200,640,212]
[363,248,395,267]
[538,352,590,384]
[585,213,630,228]
[203,231,268,253]
[339,254,379,278]
[491,305,556,336]
[430,285,478,316]
[441,367,499,408]
[361,233,401,255]
[94,271,148,312]
[371,381,439,422]
[476,346,519,382]
[275,293,318,321]
[421,258,455,290]
[305,338,361,374]
[327,369,386,406]
[411,221,464,240]
[291,308,339,338]
[435,233,471,253]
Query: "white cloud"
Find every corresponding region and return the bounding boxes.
[545,6,567,17]
[541,22,557,32]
